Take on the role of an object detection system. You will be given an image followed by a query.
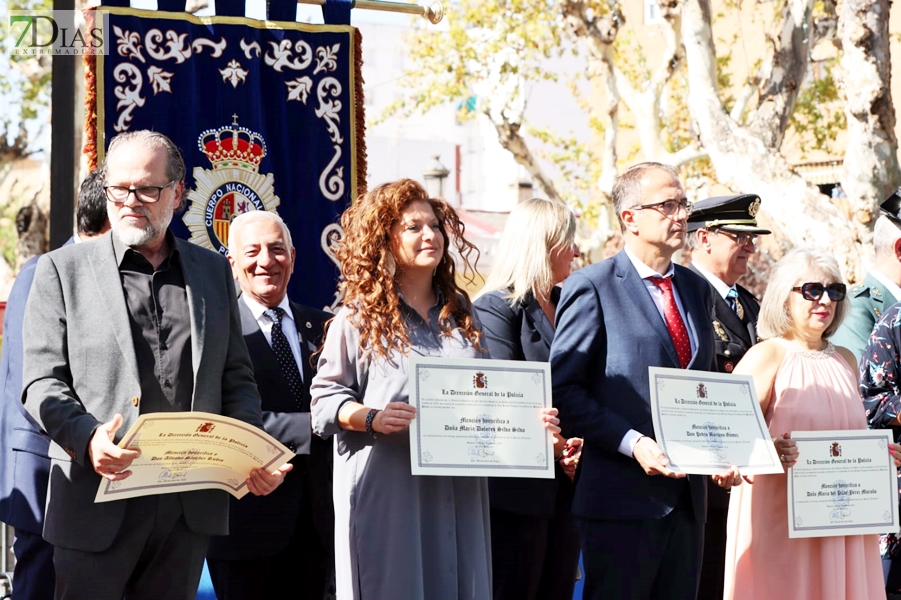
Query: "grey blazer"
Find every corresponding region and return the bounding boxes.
[21,232,263,552]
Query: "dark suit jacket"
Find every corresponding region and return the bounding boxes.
[550,250,714,523]
[0,256,49,534]
[0,237,77,534]
[206,298,334,561]
[21,233,263,552]
[689,265,760,375]
[474,288,573,518]
[688,266,761,516]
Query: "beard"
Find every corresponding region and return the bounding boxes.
[108,201,174,248]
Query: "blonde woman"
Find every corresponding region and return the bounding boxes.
[724,248,896,600]
[474,197,582,600]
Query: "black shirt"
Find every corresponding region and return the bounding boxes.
[113,231,193,414]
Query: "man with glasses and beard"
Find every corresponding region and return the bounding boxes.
[685,194,771,600]
[20,130,291,600]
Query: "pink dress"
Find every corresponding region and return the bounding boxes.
[723,341,884,600]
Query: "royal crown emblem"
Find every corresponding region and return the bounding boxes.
[200,121,267,170]
[183,115,281,254]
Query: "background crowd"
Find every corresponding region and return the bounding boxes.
[2,132,901,600]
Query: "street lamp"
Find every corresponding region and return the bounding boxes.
[422,155,450,199]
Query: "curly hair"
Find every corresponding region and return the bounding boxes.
[335,178,482,362]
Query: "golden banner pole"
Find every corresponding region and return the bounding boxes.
[296,0,445,23]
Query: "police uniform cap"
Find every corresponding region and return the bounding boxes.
[687,194,772,234]
[879,189,901,225]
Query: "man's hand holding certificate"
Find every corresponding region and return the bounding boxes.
[648,367,783,475]
[94,412,295,503]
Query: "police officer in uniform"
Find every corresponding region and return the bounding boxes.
[832,191,901,363]
[686,193,771,600]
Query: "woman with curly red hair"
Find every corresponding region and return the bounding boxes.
[311,179,558,599]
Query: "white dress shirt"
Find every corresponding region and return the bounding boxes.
[691,261,735,302]
[241,293,305,381]
[241,293,313,454]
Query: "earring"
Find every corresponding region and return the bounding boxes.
[385,253,396,277]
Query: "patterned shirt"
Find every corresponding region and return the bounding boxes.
[859,302,901,571]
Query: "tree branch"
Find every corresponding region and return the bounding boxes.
[747,0,814,149]
[670,145,709,166]
[486,110,563,203]
[838,0,901,240]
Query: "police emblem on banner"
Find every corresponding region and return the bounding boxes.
[182,116,281,254]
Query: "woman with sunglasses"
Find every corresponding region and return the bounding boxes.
[722,248,890,600]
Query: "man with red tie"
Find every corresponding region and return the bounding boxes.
[550,163,738,600]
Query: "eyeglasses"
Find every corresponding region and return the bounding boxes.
[104,182,176,204]
[791,282,847,302]
[630,199,691,217]
[713,229,759,247]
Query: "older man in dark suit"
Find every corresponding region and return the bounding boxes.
[686,194,770,600]
[21,131,291,600]
[550,162,739,600]
[206,210,334,600]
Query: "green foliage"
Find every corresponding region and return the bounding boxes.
[660,64,696,154]
[715,35,737,113]
[0,190,27,271]
[786,59,846,157]
[526,125,592,201]
[376,0,569,125]
[0,0,53,149]
[613,29,651,91]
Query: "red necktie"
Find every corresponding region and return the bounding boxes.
[649,276,692,368]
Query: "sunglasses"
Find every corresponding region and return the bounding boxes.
[791,282,847,302]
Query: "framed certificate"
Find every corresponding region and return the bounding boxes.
[649,367,782,475]
[95,412,294,503]
[408,356,554,478]
[788,429,899,538]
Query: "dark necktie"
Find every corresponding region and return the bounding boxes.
[264,307,305,410]
[649,276,692,368]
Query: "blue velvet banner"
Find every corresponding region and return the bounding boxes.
[91,7,362,311]
[321,0,352,25]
